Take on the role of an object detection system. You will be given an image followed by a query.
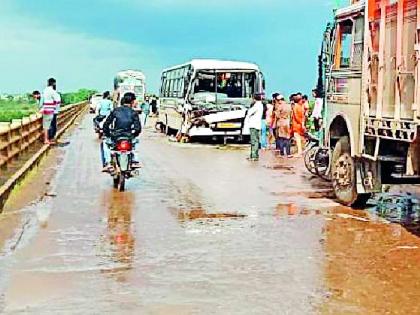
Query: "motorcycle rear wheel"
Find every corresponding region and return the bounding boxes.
[118,175,125,192]
[113,175,119,189]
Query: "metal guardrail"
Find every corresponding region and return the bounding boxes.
[0,101,88,211]
[0,102,86,170]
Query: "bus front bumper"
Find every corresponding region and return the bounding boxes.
[188,126,249,137]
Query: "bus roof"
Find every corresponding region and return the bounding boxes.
[162,59,260,73]
[115,70,146,80]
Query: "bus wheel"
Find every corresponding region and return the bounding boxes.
[155,121,164,133]
[331,137,370,208]
[165,115,171,135]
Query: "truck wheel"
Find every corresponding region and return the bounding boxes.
[331,136,370,207]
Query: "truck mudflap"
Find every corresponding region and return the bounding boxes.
[356,158,382,194]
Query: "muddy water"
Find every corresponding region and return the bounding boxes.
[0,115,419,314]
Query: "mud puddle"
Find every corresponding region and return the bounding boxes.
[270,189,334,200]
[321,205,420,314]
[175,208,246,221]
[264,164,294,171]
[274,203,323,217]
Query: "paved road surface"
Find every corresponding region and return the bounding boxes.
[0,114,419,314]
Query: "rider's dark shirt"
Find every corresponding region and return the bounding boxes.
[103,105,141,138]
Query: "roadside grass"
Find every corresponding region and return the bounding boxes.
[0,89,97,123]
[0,100,38,122]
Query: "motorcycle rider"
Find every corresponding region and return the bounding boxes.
[102,92,142,172]
[95,91,114,167]
[95,91,113,125]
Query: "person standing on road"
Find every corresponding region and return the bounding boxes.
[245,93,264,161]
[273,95,292,157]
[311,89,324,136]
[140,97,151,128]
[266,95,276,149]
[48,91,61,143]
[41,78,61,145]
[302,94,310,119]
[95,91,114,167]
[150,97,158,116]
[260,100,268,150]
[291,94,306,157]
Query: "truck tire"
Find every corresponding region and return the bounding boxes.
[331,136,370,208]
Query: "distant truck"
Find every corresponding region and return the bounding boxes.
[312,0,420,207]
[113,70,146,106]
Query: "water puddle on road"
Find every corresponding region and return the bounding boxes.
[271,196,420,314]
[264,164,294,171]
[274,203,323,217]
[320,200,420,314]
[175,208,247,221]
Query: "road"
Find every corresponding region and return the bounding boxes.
[0,114,419,314]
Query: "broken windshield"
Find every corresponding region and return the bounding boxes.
[190,70,257,108]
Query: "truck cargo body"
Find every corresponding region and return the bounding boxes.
[320,0,420,206]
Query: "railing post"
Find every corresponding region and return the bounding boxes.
[0,101,86,173]
[6,125,12,169]
[0,123,11,170]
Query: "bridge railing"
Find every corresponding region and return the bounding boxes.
[0,102,87,170]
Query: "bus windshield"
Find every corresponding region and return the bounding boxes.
[190,70,257,107]
[118,78,144,97]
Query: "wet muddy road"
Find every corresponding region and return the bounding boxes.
[0,115,419,314]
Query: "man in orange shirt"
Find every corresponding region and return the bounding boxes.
[291,94,306,156]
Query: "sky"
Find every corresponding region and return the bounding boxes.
[0,0,335,96]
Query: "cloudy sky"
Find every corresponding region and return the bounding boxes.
[0,0,335,95]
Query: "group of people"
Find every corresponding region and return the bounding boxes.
[245,90,323,161]
[32,78,61,145]
[33,78,147,172]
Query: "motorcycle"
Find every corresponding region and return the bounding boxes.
[108,134,140,191]
[93,115,106,139]
[303,132,330,181]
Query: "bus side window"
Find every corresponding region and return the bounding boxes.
[161,74,167,97]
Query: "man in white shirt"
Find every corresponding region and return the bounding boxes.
[245,93,264,161]
[311,89,324,136]
[41,78,61,144]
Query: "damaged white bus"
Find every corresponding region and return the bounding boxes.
[158,59,265,142]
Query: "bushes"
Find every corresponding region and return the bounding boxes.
[0,89,96,122]
[61,89,97,105]
[0,100,38,122]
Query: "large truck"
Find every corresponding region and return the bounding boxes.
[311,0,420,207]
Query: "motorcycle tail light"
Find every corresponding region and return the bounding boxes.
[116,140,132,152]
